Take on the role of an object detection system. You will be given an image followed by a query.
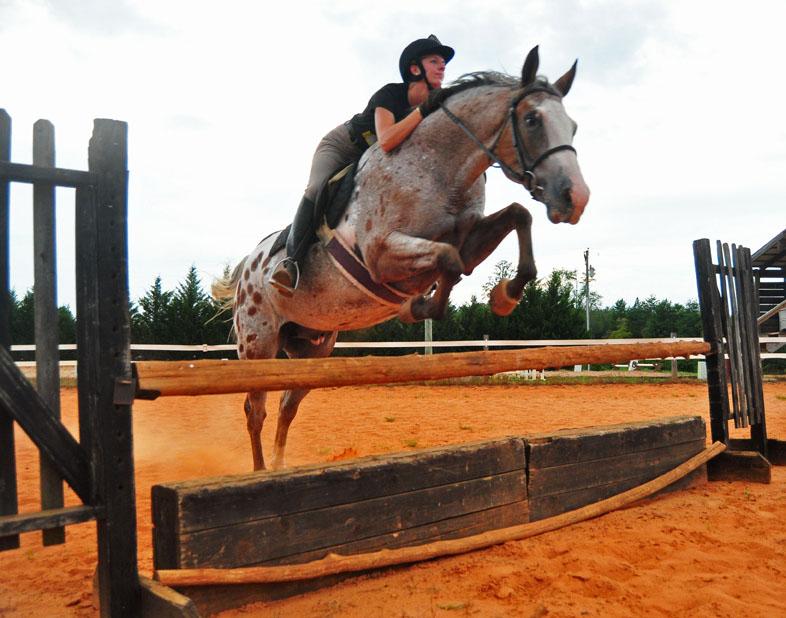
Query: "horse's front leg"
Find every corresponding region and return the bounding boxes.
[459,202,536,316]
[398,271,461,323]
[365,231,465,323]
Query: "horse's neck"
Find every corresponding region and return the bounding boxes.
[409,87,510,189]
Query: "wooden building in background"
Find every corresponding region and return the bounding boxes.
[753,229,786,335]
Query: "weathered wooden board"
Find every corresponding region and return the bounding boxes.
[153,416,709,578]
[526,416,705,468]
[527,416,707,521]
[153,438,528,570]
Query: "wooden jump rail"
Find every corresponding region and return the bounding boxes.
[134,340,710,397]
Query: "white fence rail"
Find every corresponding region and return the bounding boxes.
[10,337,786,359]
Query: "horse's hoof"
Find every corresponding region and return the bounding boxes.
[397,297,420,324]
[489,279,518,316]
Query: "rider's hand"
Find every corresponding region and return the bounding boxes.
[418,88,450,118]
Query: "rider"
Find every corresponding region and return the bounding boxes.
[269,34,455,295]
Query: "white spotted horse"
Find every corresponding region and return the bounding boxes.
[212,47,590,470]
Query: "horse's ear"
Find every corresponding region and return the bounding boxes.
[521,46,539,86]
[554,60,578,96]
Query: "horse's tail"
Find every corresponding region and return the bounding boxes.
[211,257,246,309]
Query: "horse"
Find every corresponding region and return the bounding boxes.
[212,47,590,470]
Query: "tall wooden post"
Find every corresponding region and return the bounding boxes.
[0,109,19,551]
[693,239,730,444]
[79,119,140,616]
[33,119,65,545]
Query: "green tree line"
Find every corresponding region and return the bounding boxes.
[7,262,702,352]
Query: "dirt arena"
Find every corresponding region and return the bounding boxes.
[1,379,785,617]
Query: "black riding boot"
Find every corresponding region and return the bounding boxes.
[269,196,316,295]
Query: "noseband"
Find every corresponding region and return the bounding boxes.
[441,86,576,198]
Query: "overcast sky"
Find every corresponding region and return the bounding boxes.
[3,0,785,315]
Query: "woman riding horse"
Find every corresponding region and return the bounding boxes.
[269,34,456,295]
[214,46,590,470]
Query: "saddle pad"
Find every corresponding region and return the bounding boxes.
[315,162,358,230]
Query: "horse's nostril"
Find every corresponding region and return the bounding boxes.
[563,186,573,205]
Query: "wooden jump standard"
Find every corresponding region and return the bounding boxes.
[134,340,710,397]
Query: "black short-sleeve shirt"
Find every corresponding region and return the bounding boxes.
[347,83,412,150]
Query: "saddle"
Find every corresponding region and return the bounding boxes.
[315,161,358,230]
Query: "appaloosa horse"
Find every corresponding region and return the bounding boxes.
[212,47,590,470]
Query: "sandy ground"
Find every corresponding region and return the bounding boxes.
[1,379,785,617]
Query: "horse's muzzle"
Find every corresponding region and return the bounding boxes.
[547,178,590,225]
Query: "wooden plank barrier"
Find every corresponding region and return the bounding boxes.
[151,416,709,612]
[135,341,710,397]
[153,438,528,570]
[155,441,724,590]
[525,416,707,520]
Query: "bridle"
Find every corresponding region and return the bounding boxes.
[440,86,576,198]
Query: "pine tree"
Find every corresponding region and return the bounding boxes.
[167,266,222,344]
[10,289,34,344]
[133,276,174,343]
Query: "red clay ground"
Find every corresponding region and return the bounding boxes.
[1,380,785,617]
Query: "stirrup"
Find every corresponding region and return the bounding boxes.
[268,257,300,295]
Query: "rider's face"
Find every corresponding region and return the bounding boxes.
[415,54,446,87]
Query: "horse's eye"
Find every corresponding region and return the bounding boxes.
[524,112,540,128]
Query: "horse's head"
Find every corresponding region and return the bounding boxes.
[504,46,590,225]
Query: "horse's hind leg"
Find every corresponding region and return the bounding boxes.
[271,328,338,469]
[244,391,268,470]
[271,387,309,470]
[459,202,536,315]
[235,285,280,470]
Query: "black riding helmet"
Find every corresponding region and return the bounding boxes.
[398,34,455,83]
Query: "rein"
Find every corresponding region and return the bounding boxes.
[441,86,576,198]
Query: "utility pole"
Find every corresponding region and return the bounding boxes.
[584,248,590,333]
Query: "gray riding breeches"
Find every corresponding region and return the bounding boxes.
[304,123,364,202]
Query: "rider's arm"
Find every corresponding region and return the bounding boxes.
[374,106,423,153]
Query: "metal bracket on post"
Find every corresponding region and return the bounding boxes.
[113,364,159,404]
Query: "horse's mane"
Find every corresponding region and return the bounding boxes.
[445,72,560,98]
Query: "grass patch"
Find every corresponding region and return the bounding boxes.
[384,416,396,422]
[403,439,418,448]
